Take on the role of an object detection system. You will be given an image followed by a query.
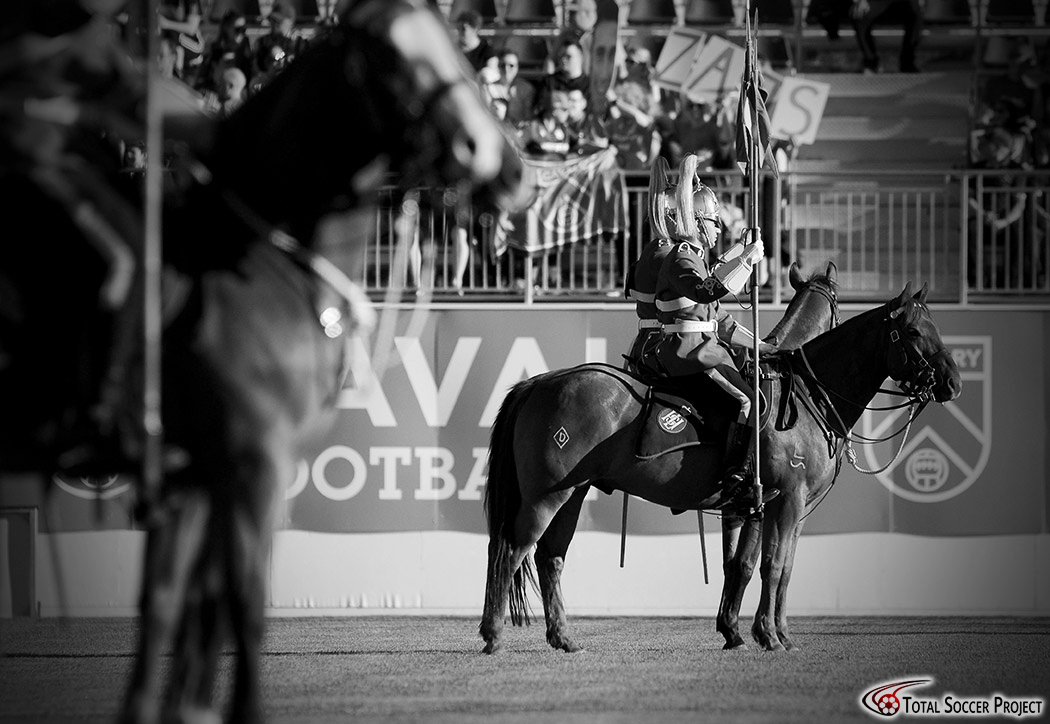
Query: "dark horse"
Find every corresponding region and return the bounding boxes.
[0,1,522,722]
[479,270,961,655]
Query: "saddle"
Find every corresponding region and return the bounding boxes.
[633,372,738,460]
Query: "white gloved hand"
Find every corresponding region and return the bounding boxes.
[739,228,764,264]
[742,241,764,265]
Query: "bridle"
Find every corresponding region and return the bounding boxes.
[885,301,953,404]
[790,298,951,474]
[341,0,475,192]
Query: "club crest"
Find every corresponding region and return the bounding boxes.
[861,336,990,503]
[658,408,688,434]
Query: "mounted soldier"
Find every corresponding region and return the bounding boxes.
[623,156,676,374]
[646,152,777,510]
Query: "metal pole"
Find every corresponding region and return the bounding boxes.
[141,0,164,518]
[746,3,763,513]
[619,492,628,568]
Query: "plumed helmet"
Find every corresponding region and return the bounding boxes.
[692,183,720,223]
[655,188,677,221]
[675,153,720,248]
[647,156,675,239]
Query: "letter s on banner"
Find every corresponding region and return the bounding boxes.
[769,76,829,146]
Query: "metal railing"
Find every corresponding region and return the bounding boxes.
[340,169,1050,305]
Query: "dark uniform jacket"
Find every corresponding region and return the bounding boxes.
[652,242,738,375]
[624,238,673,368]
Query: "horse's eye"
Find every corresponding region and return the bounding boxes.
[907,327,921,338]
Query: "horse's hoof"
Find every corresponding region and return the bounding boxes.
[752,630,785,652]
[722,640,747,651]
[173,706,222,724]
[548,635,583,653]
[481,640,501,655]
[780,638,798,652]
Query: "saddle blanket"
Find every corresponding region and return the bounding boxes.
[635,391,724,459]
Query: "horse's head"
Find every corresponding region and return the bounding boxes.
[339,0,525,208]
[884,282,962,403]
[209,0,525,237]
[767,261,839,349]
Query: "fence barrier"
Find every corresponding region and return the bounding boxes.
[328,169,1049,305]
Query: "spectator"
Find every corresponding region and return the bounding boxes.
[198,10,253,94]
[534,40,590,119]
[520,100,572,160]
[453,9,498,75]
[605,79,658,169]
[667,96,733,169]
[562,88,609,155]
[562,0,598,76]
[498,50,536,126]
[968,126,1042,287]
[478,65,508,116]
[850,0,923,73]
[254,2,305,78]
[158,0,204,83]
[204,64,247,118]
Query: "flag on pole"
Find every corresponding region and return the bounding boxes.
[735,11,779,178]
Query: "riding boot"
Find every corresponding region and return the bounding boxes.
[715,421,779,516]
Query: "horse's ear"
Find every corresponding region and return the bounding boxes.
[825,260,837,284]
[895,281,913,306]
[913,281,929,303]
[788,262,804,290]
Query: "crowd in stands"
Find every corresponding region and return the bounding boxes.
[967,37,1049,289]
[448,8,742,175]
[971,37,1050,171]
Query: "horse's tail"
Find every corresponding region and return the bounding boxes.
[483,376,540,627]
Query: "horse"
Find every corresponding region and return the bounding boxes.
[478,261,840,653]
[479,273,961,655]
[0,2,523,722]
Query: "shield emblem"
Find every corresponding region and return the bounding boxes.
[860,336,990,503]
[658,408,688,434]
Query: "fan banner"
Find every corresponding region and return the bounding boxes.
[500,148,628,257]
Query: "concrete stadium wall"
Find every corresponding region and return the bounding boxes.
[30,530,1050,617]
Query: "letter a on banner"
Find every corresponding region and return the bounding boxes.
[684,35,745,101]
[653,27,708,93]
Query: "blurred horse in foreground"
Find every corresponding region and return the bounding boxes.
[0,1,523,721]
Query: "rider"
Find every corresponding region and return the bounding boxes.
[623,157,676,374]
[648,153,778,513]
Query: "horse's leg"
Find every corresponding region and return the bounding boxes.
[716,514,762,650]
[751,492,802,652]
[225,450,287,724]
[120,488,211,724]
[167,544,225,724]
[534,486,589,653]
[480,488,575,654]
[773,521,805,651]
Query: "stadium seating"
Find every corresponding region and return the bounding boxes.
[504,0,557,24]
[684,0,737,26]
[448,0,499,24]
[627,0,680,25]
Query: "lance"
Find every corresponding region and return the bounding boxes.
[744,3,763,513]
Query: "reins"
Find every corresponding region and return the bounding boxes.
[787,299,943,474]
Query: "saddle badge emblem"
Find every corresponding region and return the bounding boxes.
[658,408,688,434]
